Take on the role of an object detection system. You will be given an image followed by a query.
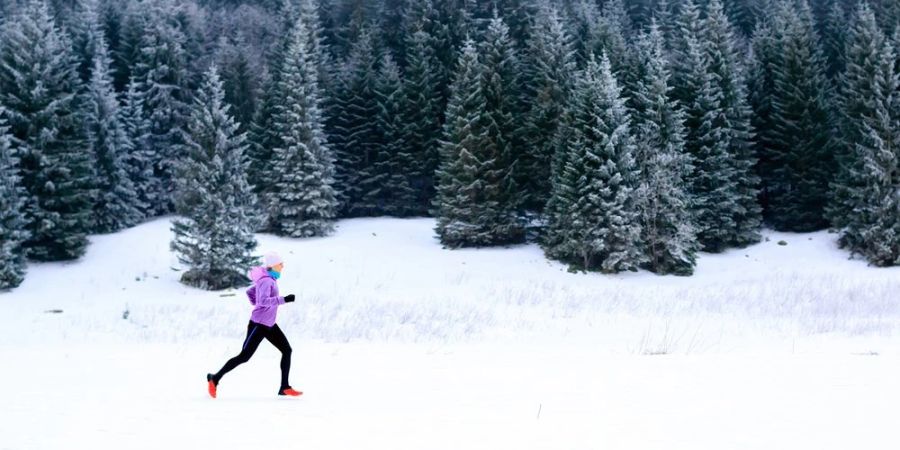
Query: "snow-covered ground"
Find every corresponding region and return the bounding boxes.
[1,218,898,449]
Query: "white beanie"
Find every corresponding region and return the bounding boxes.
[263,252,283,267]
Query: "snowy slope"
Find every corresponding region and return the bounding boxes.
[1,218,898,450]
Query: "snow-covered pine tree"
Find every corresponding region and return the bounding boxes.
[471,0,536,48]
[267,18,338,238]
[435,39,484,246]
[478,16,526,232]
[749,20,778,217]
[248,0,329,212]
[670,0,739,253]
[631,23,699,275]
[519,5,576,212]
[593,0,629,70]
[120,78,157,219]
[171,66,258,290]
[247,12,295,202]
[70,0,104,84]
[821,0,847,80]
[653,0,676,48]
[112,0,145,92]
[722,0,762,36]
[757,0,836,232]
[703,0,762,247]
[330,28,381,217]
[85,26,144,233]
[435,38,524,247]
[371,53,413,216]
[404,0,468,118]
[0,0,93,261]
[0,113,29,290]
[830,3,900,266]
[218,38,258,134]
[564,0,601,63]
[401,25,443,215]
[131,1,190,215]
[543,54,644,273]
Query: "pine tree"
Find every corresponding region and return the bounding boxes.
[631,24,699,275]
[85,27,144,233]
[434,38,483,247]
[330,27,381,216]
[218,38,258,134]
[670,0,739,252]
[268,18,339,237]
[480,16,527,220]
[246,1,298,199]
[71,0,104,84]
[703,0,762,247]
[756,0,836,232]
[371,53,413,216]
[723,0,763,36]
[0,113,29,290]
[400,25,443,215]
[593,0,629,70]
[519,5,576,212]
[749,18,778,215]
[544,54,643,273]
[435,38,524,247]
[821,0,847,80]
[653,0,676,47]
[131,1,190,215]
[120,78,157,219]
[171,66,258,290]
[471,0,537,48]
[0,0,93,261]
[830,3,900,266]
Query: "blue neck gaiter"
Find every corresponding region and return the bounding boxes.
[267,269,281,280]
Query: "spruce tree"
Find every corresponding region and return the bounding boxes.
[171,66,258,290]
[480,16,526,217]
[0,0,93,261]
[246,1,297,197]
[520,5,576,212]
[0,113,29,290]
[631,24,699,275]
[830,4,900,266]
[218,38,258,133]
[131,2,190,215]
[401,25,443,215]
[703,0,762,247]
[544,54,643,273]
[120,78,157,219]
[670,0,739,252]
[435,38,524,247]
[821,0,847,80]
[757,0,836,232]
[268,18,339,238]
[371,53,413,216]
[653,0,676,48]
[85,30,144,233]
[330,28,381,216]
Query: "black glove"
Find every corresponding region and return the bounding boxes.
[284,294,295,303]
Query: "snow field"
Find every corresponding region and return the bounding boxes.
[1,217,899,450]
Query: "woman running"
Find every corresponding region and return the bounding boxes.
[207,252,302,398]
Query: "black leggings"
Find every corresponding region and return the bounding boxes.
[213,321,292,389]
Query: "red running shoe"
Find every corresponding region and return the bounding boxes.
[279,387,303,397]
[207,374,218,399]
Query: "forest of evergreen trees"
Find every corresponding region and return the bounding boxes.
[0,0,898,289]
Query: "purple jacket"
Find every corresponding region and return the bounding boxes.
[246,266,285,327]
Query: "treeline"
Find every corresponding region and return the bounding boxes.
[0,0,898,290]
